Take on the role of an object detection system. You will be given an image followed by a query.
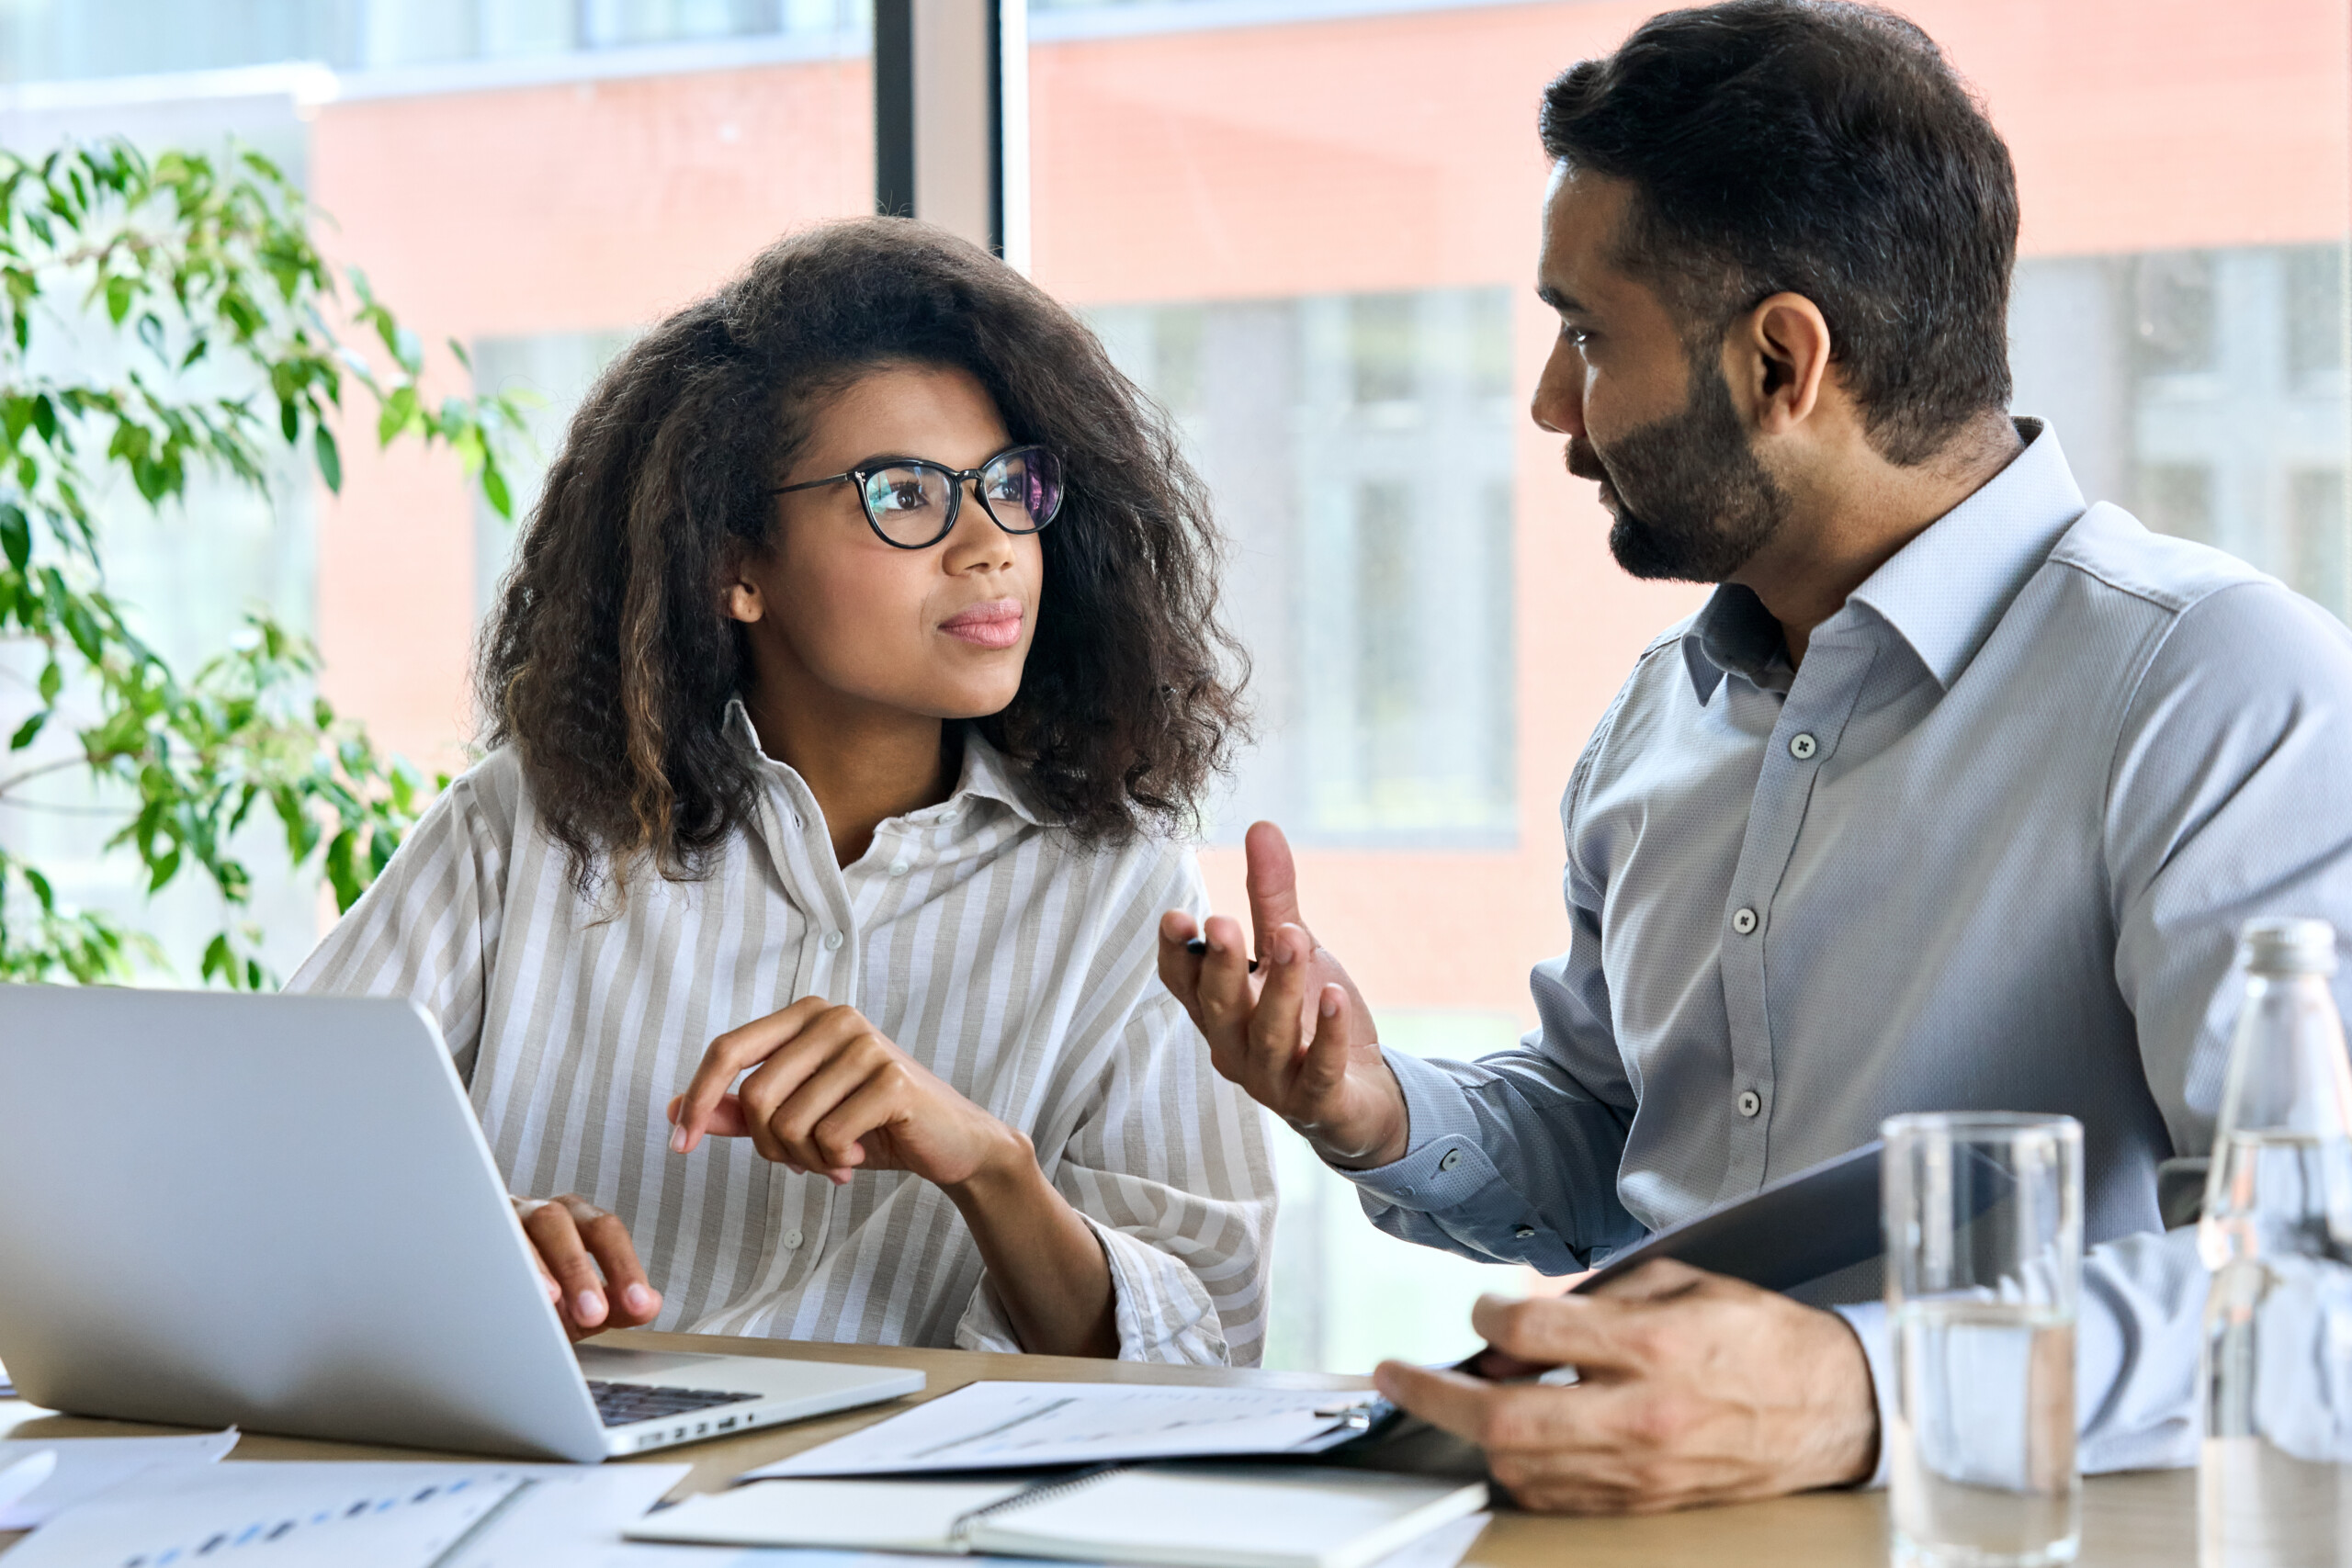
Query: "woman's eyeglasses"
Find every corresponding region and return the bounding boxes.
[772,445,1064,550]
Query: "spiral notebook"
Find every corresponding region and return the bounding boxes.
[625,1463,1489,1568]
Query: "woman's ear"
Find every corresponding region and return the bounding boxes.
[725,579,763,625]
[720,538,767,625]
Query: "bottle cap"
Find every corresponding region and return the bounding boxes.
[2240,917,2338,976]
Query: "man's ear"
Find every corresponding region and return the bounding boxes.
[1725,291,1833,436]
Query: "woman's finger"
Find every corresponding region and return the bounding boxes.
[768,1034,900,1177]
[672,995,831,1154]
[735,1008,877,1168]
[561,1194,662,1327]
[805,1065,914,1174]
[667,1091,752,1138]
[518,1197,607,1337]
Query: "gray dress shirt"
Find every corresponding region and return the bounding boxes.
[1343,423,2352,1472]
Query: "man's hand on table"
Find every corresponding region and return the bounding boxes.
[1157,820,1411,1168]
[1374,1259,1880,1514]
[512,1194,663,1342]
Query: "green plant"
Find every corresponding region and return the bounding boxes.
[0,138,526,987]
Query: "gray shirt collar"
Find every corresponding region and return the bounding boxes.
[1681,419,2086,702]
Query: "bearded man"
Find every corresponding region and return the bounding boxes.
[1160,0,2352,1513]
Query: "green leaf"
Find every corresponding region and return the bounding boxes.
[312,423,341,492]
[481,459,513,521]
[103,272,133,325]
[8,710,44,750]
[0,502,26,570]
[201,932,231,982]
[37,660,59,704]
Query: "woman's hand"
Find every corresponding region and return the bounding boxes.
[511,1193,663,1342]
[667,998,1118,1357]
[667,998,1023,1188]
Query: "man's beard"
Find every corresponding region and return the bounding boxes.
[1568,367,1791,582]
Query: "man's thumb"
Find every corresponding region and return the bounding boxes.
[1244,820,1305,947]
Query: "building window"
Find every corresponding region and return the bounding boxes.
[1092,287,1518,847]
[2015,243,2350,619]
[470,331,637,619]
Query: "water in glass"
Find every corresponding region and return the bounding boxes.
[1892,1299,2080,1566]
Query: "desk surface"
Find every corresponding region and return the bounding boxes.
[1,1329,2198,1565]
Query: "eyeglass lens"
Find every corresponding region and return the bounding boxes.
[855,448,1064,547]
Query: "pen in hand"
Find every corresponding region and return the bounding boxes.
[1182,937,1260,974]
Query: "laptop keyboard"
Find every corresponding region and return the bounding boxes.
[588,1380,763,1428]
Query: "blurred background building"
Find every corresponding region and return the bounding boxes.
[1,0,2346,1371]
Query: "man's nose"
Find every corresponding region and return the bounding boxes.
[1530,341,1585,438]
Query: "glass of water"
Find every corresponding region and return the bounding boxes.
[1883,1112,2085,1567]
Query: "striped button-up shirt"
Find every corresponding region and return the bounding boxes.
[1345,423,2352,1472]
[288,708,1275,1364]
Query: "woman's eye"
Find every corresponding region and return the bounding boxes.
[872,478,932,513]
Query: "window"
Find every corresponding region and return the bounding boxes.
[2014,243,2351,615]
[470,331,638,618]
[1091,288,1517,846]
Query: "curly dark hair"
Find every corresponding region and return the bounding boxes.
[476,218,1247,889]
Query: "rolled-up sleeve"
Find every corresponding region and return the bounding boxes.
[956,990,1277,1364]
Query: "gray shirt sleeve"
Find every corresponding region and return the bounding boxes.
[1340,901,1646,1272]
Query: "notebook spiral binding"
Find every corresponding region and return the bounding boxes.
[948,1462,1129,1550]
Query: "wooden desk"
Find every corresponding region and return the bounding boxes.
[1,1329,2198,1564]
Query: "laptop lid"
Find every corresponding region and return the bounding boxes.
[0,986,611,1462]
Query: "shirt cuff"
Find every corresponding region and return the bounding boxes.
[1831,1299,1895,1490]
[1333,1047,1504,1213]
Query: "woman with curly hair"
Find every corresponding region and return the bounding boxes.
[288,219,1272,1365]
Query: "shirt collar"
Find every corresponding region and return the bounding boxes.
[722,698,1046,828]
[1681,419,2086,702]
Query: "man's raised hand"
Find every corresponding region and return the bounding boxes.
[1157,820,1409,1168]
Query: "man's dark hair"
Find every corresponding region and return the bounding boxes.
[1541,0,2018,465]
[477,218,1246,890]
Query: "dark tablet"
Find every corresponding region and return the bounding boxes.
[1571,1140,1883,1296]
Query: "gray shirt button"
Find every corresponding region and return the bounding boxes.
[781,1228,805,1249]
[888,860,910,877]
[1438,1148,1463,1173]
[1736,1089,1763,1118]
[821,930,844,952]
[1514,1225,1536,1239]
[1731,907,1759,936]
[1790,732,1818,760]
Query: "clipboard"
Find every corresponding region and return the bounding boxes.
[1571,1140,1884,1296]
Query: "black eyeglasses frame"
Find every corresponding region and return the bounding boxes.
[769,444,1062,550]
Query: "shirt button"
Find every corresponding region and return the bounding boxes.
[1731,907,1759,936]
[888,860,910,877]
[781,1228,804,1249]
[1736,1089,1762,1118]
[1789,732,1817,760]
[1514,1225,1536,1239]
[820,930,843,952]
[1438,1148,1463,1173]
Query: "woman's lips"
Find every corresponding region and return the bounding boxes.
[940,598,1024,649]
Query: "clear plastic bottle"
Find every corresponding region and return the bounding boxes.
[2198,917,2352,1567]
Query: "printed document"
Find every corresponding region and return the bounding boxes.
[0,1429,238,1529]
[744,1382,1385,1478]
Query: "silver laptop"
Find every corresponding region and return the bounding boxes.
[0,985,923,1462]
